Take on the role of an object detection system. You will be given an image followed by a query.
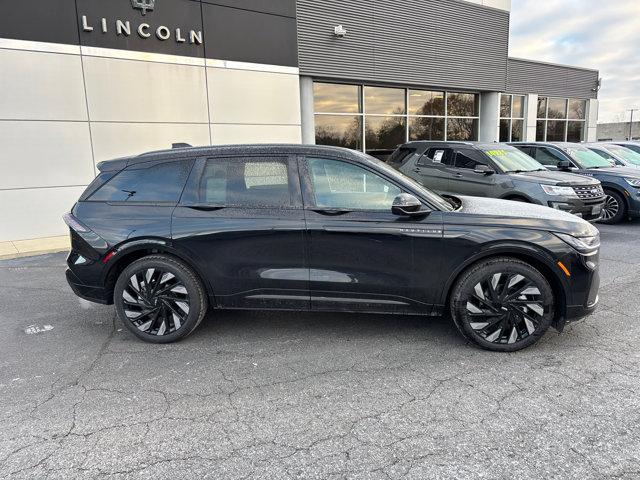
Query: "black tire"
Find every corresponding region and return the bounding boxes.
[599,190,626,225]
[114,255,207,343]
[450,257,554,352]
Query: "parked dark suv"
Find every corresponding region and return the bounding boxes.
[389,142,604,222]
[512,142,640,224]
[65,144,600,352]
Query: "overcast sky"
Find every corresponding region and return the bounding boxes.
[508,0,640,124]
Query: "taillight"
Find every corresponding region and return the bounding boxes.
[62,212,91,233]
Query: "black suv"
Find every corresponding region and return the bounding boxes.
[512,142,640,224]
[65,145,600,352]
[389,142,605,222]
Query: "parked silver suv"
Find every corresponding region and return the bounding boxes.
[389,142,605,222]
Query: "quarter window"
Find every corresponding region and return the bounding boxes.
[89,160,192,203]
[199,158,291,207]
[306,158,401,210]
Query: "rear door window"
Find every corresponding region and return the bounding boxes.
[420,148,453,166]
[89,160,193,203]
[199,157,293,208]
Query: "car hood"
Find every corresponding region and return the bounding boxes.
[509,170,599,186]
[452,195,598,237]
[587,166,640,178]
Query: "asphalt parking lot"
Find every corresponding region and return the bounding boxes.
[1,222,639,480]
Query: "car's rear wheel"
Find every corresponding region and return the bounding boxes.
[450,257,554,352]
[599,190,626,224]
[114,255,207,343]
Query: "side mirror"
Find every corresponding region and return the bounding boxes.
[474,164,495,175]
[557,160,573,170]
[391,193,431,217]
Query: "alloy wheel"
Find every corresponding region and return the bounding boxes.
[465,272,546,345]
[601,194,620,221]
[122,268,190,335]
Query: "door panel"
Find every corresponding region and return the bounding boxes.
[171,156,308,310]
[301,156,443,314]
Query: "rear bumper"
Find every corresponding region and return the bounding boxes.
[66,269,111,305]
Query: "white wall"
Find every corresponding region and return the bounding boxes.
[0,41,302,242]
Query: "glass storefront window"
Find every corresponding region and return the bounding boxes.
[364,87,405,115]
[568,99,586,120]
[537,97,587,141]
[567,121,585,142]
[537,97,547,118]
[364,116,406,150]
[313,82,479,149]
[447,118,478,141]
[409,117,445,141]
[536,121,546,141]
[548,98,568,119]
[447,93,478,117]
[315,115,362,150]
[408,90,444,116]
[500,94,511,118]
[512,96,525,118]
[313,83,362,113]
[546,120,566,141]
[499,119,510,142]
[511,119,524,142]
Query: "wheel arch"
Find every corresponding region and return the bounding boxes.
[100,240,216,306]
[440,245,568,328]
[601,182,630,212]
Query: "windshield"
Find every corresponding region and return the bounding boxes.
[606,145,640,166]
[479,146,544,173]
[361,152,454,211]
[563,146,612,168]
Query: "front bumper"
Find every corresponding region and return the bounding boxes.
[556,251,600,330]
[546,197,605,222]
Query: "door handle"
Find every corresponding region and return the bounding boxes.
[310,208,352,216]
[453,173,463,178]
[413,168,421,173]
[183,204,225,212]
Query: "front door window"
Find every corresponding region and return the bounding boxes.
[306,158,401,210]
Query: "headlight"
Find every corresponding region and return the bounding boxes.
[624,178,640,187]
[554,232,600,255]
[541,185,578,197]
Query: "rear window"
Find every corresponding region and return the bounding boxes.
[89,160,192,203]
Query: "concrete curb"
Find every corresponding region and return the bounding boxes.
[0,236,70,261]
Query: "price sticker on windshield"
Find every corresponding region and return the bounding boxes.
[485,150,508,157]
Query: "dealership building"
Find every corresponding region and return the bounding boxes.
[0,0,600,246]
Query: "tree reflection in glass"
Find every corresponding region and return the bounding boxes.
[315,115,362,150]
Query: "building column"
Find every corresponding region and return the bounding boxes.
[299,76,315,144]
[524,93,538,141]
[479,92,500,142]
[586,99,599,142]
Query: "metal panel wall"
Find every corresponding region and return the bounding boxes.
[296,0,510,91]
[506,58,599,99]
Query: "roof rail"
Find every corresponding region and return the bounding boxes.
[172,143,192,149]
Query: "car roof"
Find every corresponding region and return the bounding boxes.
[96,144,368,172]
[401,141,512,150]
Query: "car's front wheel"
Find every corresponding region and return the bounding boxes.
[450,257,554,352]
[114,255,207,343]
[599,190,626,225]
